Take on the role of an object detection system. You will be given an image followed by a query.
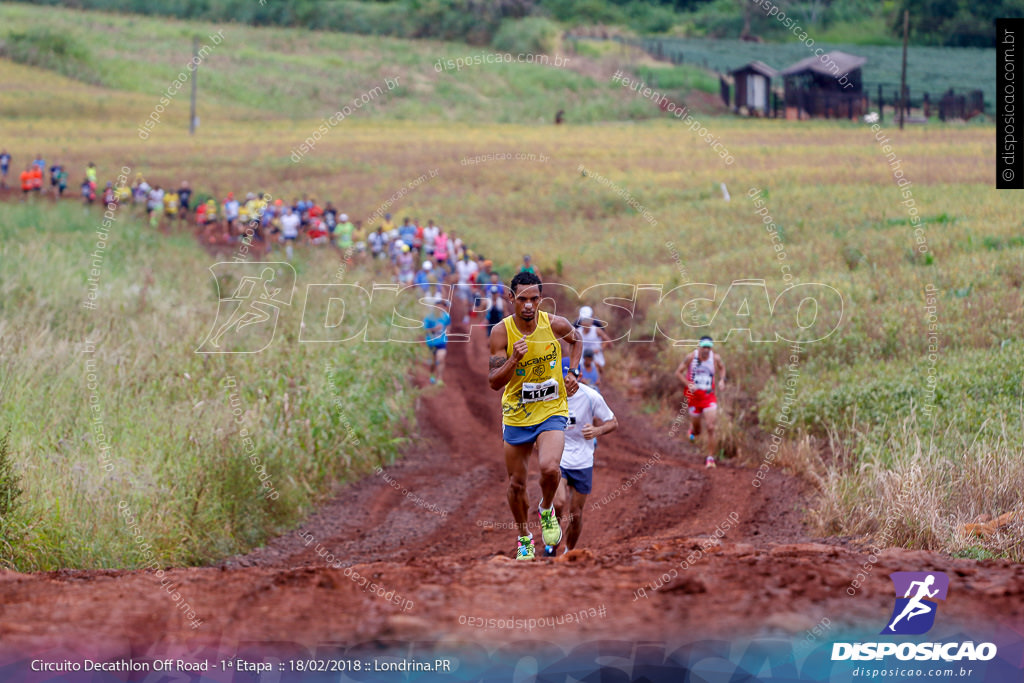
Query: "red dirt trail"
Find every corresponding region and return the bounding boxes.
[0,273,1022,663]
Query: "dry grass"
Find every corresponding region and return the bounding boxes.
[0,17,1018,562]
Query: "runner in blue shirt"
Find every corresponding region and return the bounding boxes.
[484,271,505,336]
[399,216,416,250]
[424,298,451,385]
[0,150,11,188]
[579,349,601,393]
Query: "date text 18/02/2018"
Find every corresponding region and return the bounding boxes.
[286,659,453,673]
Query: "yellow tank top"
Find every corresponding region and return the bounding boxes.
[500,311,568,427]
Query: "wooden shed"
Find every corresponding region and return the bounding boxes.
[781,50,867,120]
[729,61,778,116]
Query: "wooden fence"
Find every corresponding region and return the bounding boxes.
[571,36,987,122]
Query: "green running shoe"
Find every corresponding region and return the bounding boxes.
[516,535,535,560]
[539,508,562,547]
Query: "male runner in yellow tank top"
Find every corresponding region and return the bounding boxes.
[489,271,582,560]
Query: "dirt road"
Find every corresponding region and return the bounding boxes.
[1,304,1022,680]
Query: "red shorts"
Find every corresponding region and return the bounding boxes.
[686,390,717,416]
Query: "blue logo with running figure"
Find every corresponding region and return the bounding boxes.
[881,571,950,635]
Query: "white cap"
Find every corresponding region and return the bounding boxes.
[340,213,348,221]
[579,305,594,320]
[423,260,433,270]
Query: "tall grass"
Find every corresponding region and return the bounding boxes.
[758,346,1024,559]
[810,415,1024,561]
[0,202,419,570]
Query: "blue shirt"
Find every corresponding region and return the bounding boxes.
[399,224,416,245]
[414,271,429,290]
[0,154,10,171]
[424,311,450,347]
[580,363,601,392]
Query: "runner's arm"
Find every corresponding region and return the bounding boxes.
[715,354,726,385]
[674,358,690,385]
[551,315,583,396]
[550,315,583,371]
[487,322,516,390]
[584,415,618,439]
[676,353,698,392]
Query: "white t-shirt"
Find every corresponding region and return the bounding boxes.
[422,225,439,248]
[561,383,614,470]
[368,231,385,253]
[281,213,300,238]
[455,259,478,284]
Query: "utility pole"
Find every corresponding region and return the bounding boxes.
[190,36,198,135]
[899,9,909,130]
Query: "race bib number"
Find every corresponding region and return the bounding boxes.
[521,379,559,404]
[694,374,713,392]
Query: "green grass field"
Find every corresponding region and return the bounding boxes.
[0,3,665,124]
[0,201,420,570]
[0,4,1020,565]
